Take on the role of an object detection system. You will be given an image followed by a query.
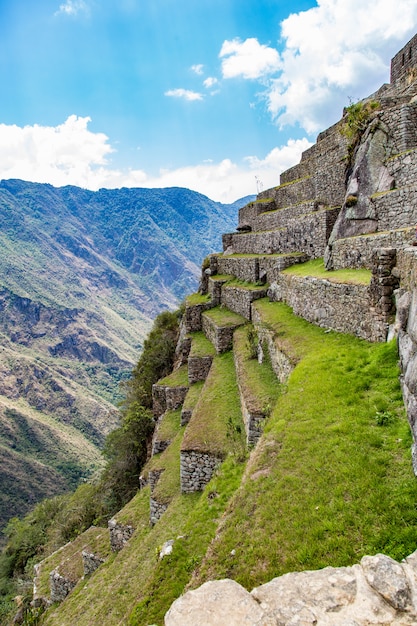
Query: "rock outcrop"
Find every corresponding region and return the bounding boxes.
[166,551,417,625]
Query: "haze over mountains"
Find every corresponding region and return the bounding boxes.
[0,179,252,529]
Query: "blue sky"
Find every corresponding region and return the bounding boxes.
[1,0,417,202]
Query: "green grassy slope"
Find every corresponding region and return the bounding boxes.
[37,302,417,626]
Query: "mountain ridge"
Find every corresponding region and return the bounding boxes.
[0,180,252,529]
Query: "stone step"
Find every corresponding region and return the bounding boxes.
[331,226,415,270]
[215,252,309,284]
[223,207,339,259]
[201,306,246,353]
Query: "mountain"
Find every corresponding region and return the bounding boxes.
[8,34,417,626]
[0,179,252,529]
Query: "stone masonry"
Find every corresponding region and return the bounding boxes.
[180,451,222,493]
[108,518,135,552]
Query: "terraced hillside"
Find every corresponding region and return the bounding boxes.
[12,33,417,626]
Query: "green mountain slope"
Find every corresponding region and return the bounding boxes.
[0,179,249,529]
[37,302,417,626]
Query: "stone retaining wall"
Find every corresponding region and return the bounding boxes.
[262,176,315,208]
[108,519,135,552]
[221,285,267,321]
[393,248,417,474]
[180,450,222,493]
[238,199,275,227]
[331,228,414,269]
[217,253,309,284]
[148,468,164,492]
[373,187,417,231]
[208,277,228,306]
[50,570,76,604]
[233,338,265,445]
[268,276,386,342]
[391,33,417,82]
[166,385,189,411]
[183,301,211,332]
[277,122,348,205]
[216,255,260,283]
[387,148,417,187]
[180,406,193,426]
[380,103,417,154]
[150,498,168,525]
[252,201,317,232]
[188,355,213,383]
[82,551,105,576]
[226,208,339,258]
[152,384,166,417]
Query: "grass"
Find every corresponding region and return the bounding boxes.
[185,293,211,306]
[41,457,246,626]
[35,526,110,598]
[191,302,417,591]
[155,409,182,443]
[218,252,305,259]
[203,306,246,328]
[233,325,282,416]
[37,301,417,626]
[282,258,371,285]
[157,365,189,388]
[151,429,184,504]
[182,381,204,414]
[222,277,268,291]
[189,332,216,358]
[181,351,245,458]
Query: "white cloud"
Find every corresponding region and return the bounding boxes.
[55,0,89,17]
[144,138,311,202]
[220,37,281,79]
[165,88,204,101]
[191,64,204,75]
[0,116,125,190]
[203,77,219,89]
[0,118,310,203]
[267,0,417,133]
[219,0,417,134]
